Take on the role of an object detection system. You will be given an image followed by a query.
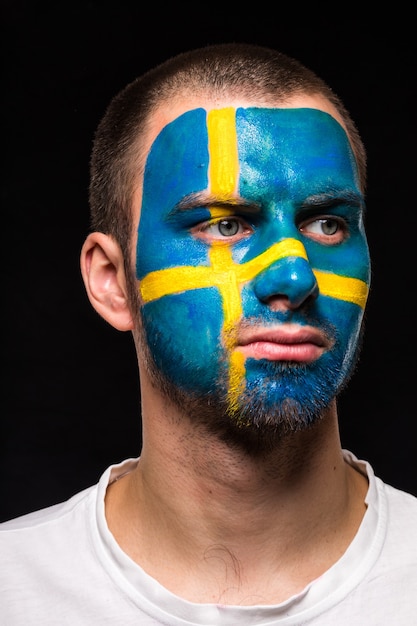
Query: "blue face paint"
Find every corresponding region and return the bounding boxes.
[136,107,370,416]
[233,109,370,410]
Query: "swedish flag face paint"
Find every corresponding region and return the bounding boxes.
[136,107,370,424]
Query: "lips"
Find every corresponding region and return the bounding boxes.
[235,323,330,363]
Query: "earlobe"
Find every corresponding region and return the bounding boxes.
[80,232,135,331]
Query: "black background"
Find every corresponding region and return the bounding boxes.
[2,2,416,522]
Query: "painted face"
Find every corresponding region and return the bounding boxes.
[136,107,370,425]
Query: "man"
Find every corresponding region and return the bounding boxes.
[2,43,416,624]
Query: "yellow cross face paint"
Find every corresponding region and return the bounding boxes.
[136,106,370,420]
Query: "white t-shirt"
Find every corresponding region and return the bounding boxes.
[1,450,417,625]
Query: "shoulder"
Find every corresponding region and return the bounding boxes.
[372,478,417,577]
[344,449,417,556]
[0,482,104,602]
[382,480,417,526]
[1,485,94,529]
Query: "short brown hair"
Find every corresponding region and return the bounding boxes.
[89,43,367,265]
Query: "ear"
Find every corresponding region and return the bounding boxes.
[80,232,135,331]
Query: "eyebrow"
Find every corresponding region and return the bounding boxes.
[300,189,364,211]
[168,188,364,221]
[171,192,262,215]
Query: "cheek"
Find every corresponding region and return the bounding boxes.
[136,230,211,279]
[141,289,225,389]
[318,297,364,348]
[306,236,371,292]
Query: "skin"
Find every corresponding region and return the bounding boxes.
[80,93,371,605]
[136,105,369,440]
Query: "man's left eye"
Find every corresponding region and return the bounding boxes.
[192,217,252,242]
[300,217,347,244]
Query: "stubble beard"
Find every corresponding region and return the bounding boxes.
[137,343,341,457]
[127,270,364,458]
[133,323,364,459]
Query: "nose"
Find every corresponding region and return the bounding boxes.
[252,255,318,310]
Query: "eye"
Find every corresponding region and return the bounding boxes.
[299,217,347,244]
[217,219,240,236]
[192,217,253,243]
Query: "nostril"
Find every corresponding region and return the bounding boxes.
[266,287,319,312]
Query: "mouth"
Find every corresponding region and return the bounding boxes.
[235,323,330,363]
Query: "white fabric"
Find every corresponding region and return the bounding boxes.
[1,451,416,625]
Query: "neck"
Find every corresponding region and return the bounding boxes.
[105,386,368,604]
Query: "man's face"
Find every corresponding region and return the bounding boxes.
[135,104,370,438]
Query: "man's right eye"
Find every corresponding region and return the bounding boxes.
[191,217,253,243]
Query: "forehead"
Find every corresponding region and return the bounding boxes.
[138,107,356,205]
[148,93,347,140]
[131,96,355,227]
[135,93,345,178]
